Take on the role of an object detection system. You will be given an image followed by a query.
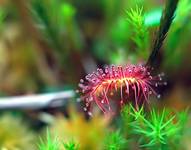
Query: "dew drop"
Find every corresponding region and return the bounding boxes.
[149,91,152,94]
[157,94,161,99]
[89,97,93,102]
[101,100,104,104]
[125,90,129,93]
[102,73,106,77]
[80,79,84,83]
[76,98,81,102]
[88,112,93,117]
[164,82,167,85]
[120,100,123,104]
[161,72,165,76]
[78,83,82,88]
[83,107,87,111]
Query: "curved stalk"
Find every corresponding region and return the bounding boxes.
[147,0,179,67]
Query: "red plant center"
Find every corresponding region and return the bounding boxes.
[78,64,166,114]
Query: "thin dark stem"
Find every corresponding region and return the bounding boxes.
[146,0,179,67]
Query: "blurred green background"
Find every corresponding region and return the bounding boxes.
[0,0,191,149]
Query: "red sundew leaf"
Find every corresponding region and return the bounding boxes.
[78,64,166,114]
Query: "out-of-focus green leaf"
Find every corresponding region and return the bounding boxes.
[175,0,191,21]
[163,0,191,70]
[61,3,76,23]
[0,8,6,29]
[144,7,162,27]
[110,17,130,46]
[110,49,127,65]
[104,130,127,150]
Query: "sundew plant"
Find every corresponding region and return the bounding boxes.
[78,0,178,115]
[78,64,166,114]
[76,0,190,149]
[0,0,191,150]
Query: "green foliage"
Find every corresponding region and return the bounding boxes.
[94,5,152,64]
[104,130,127,150]
[0,8,5,22]
[125,0,145,9]
[37,106,189,150]
[32,0,64,51]
[144,8,162,27]
[121,104,144,127]
[134,109,178,147]
[63,140,79,150]
[144,0,191,28]
[147,0,179,67]
[120,104,144,138]
[163,0,191,70]
[175,0,191,22]
[5,0,191,148]
[110,17,130,47]
[38,130,79,150]
[38,129,60,150]
[61,3,76,23]
[0,8,6,25]
[120,105,189,150]
[177,109,189,125]
[31,0,82,55]
[129,104,145,120]
[95,16,130,64]
[127,6,149,59]
[31,0,84,83]
[103,0,122,25]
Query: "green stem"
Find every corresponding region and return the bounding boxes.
[146,0,179,67]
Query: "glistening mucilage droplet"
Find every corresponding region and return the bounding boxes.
[78,64,165,114]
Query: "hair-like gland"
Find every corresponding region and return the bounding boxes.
[78,64,166,114]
